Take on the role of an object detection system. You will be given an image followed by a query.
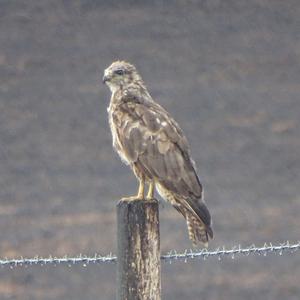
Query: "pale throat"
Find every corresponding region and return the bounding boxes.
[106,82,120,94]
[107,87,124,113]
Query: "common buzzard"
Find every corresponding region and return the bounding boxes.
[103,61,213,246]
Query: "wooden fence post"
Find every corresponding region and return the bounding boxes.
[117,198,161,300]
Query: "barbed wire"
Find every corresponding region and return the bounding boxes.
[162,241,300,262]
[0,241,298,268]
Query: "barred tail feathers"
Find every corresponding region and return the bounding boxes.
[185,208,213,247]
[178,198,213,247]
[156,183,213,246]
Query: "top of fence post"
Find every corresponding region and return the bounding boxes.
[117,198,161,300]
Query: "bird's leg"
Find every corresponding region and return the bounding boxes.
[146,181,155,199]
[136,177,145,199]
[121,177,145,201]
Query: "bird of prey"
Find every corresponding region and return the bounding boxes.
[103,61,213,246]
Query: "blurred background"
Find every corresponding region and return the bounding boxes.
[0,1,299,299]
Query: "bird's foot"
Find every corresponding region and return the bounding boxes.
[120,195,145,202]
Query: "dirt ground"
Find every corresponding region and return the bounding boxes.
[0,1,299,299]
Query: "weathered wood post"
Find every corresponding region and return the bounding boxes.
[117,198,161,300]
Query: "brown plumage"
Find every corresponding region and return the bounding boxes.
[103,61,213,246]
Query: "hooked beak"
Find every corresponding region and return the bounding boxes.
[102,74,110,84]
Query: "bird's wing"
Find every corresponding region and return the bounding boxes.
[112,98,212,227]
[114,100,199,189]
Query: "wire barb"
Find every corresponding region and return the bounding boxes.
[0,241,298,268]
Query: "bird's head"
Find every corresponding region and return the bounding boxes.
[103,61,141,92]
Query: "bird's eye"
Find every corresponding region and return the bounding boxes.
[114,69,124,76]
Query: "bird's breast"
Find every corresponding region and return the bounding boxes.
[107,104,131,165]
